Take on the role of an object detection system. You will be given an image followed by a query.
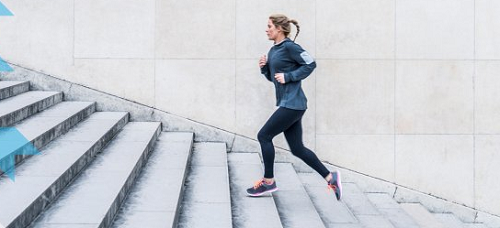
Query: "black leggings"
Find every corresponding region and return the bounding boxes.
[258,107,330,179]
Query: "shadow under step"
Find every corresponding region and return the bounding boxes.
[28,122,161,228]
[0,112,129,228]
[111,132,194,228]
[228,152,283,228]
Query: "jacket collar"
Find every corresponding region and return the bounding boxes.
[274,37,291,46]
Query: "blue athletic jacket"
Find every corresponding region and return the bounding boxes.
[260,38,316,110]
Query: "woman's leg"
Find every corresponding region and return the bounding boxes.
[283,116,330,178]
[283,115,343,200]
[257,107,304,179]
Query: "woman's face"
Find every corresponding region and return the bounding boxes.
[266,19,281,41]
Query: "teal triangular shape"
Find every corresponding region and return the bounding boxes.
[0,127,41,181]
[0,1,13,16]
[0,56,12,72]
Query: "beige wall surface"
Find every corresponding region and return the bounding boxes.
[1,0,499,216]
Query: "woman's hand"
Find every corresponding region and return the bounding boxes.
[274,73,285,84]
[259,55,267,68]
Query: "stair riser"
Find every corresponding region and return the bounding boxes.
[0,103,96,176]
[0,92,63,127]
[6,114,129,228]
[172,140,194,228]
[0,81,29,100]
[98,125,161,228]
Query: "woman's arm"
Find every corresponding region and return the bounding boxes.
[284,43,316,83]
[259,55,272,82]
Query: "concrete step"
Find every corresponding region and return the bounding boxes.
[0,81,29,100]
[273,163,326,228]
[177,143,232,228]
[463,223,490,228]
[0,112,129,228]
[366,193,419,228]
[434,213,467,228]
[434,213,490,228]
[0,102,95,175]
[111,132,194,228]
[0,91,63,127]
[29,122,161,228]
[341,183,395,228]
[297,172,358,228]
[401,203,447,228]
[227,153,283,228]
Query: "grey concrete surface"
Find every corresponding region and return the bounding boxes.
[111,132,194,228]
[0,112,128,228]
[29,122,161,228]
[0,81,29,100]
[434,213,467,228]
[273,163,326,228]
[0,101,95,177]
[227,152,283,228]
[401,203,447,228]
[298,172,358,227]
[366,193,419,228]
[0,91,63,127]
[177,142,232,228]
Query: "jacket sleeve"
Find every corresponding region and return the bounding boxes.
[260,64,272,82]
[284,42,316,83]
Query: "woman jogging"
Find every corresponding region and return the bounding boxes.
[246,14,342,201]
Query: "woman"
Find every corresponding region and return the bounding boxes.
[246,14,342,201]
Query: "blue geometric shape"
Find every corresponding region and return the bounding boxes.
[0,127,41,181]
[0,1,13,16]
[0,2,14,16]
[0,55,13,72]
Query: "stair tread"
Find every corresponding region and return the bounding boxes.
[401,203,447,228]
[434,213,466,228]
[0,81,27,89]
[0,112,128,226]
[334,183,397,228]
[177,142,232,228]
[0,91,60,118]
[463,223,489,228]
[365,193,419,228]
[297,172,358,226]
[228,153,283,228]
[111,132,194,228]
[30,122,160,227]
[273,163,326,228]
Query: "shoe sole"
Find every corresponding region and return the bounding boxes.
[246,187,279,197]
[335,170,343,201]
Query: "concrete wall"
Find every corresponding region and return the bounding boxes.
[0,0,499,216]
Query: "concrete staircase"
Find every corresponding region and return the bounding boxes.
[0,80,494,228]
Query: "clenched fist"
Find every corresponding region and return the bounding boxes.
[259,55,267,68]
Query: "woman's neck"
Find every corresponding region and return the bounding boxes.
[274,36,287,45]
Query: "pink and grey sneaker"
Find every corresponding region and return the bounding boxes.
[246,179,278,197]
[328,171,342,201]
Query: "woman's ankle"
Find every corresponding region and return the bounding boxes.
[264,178,274,185]
[325,173,333,183]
